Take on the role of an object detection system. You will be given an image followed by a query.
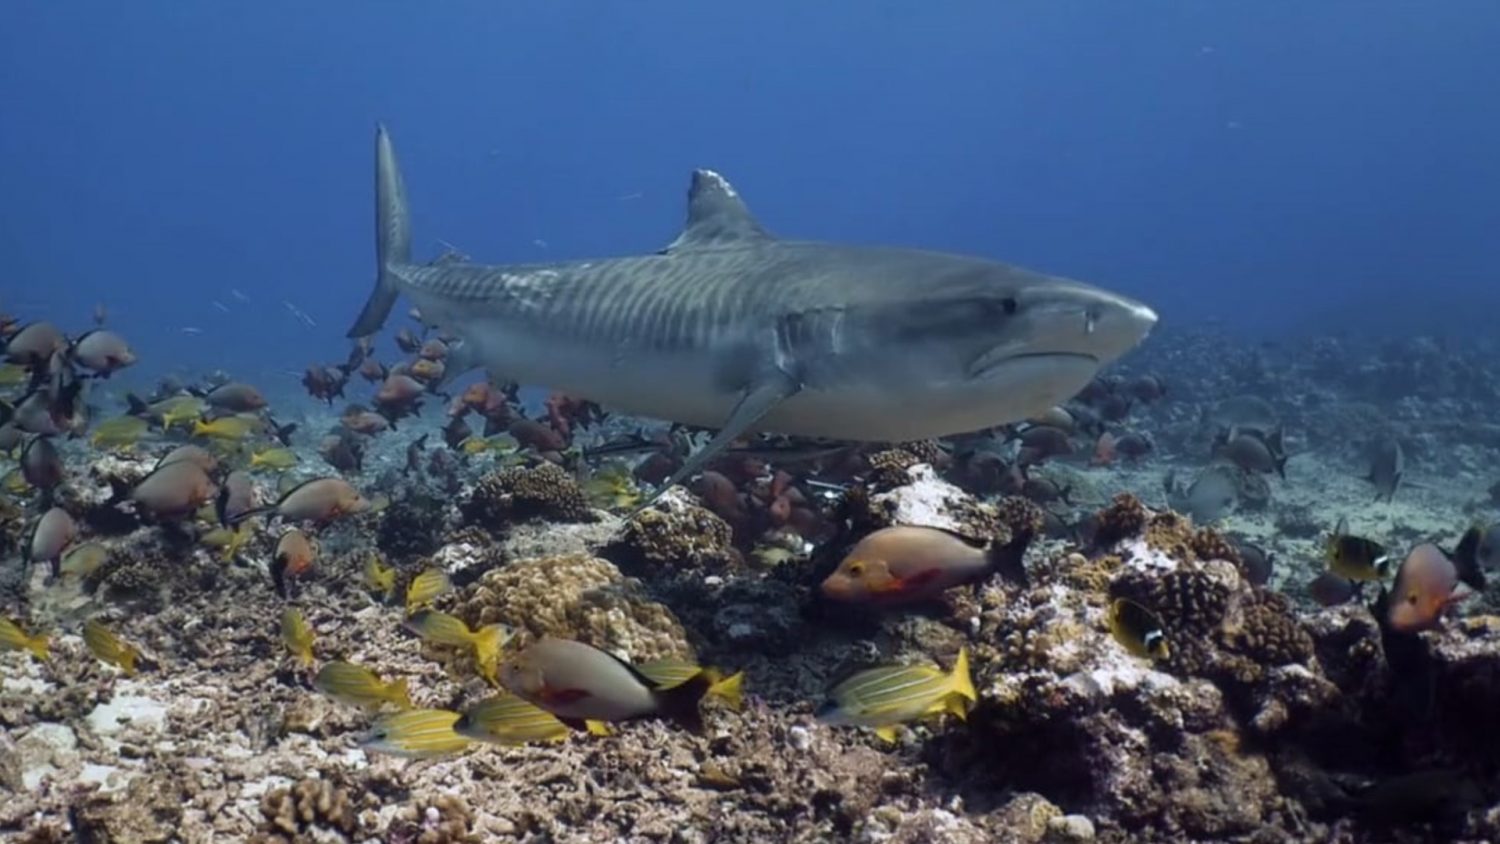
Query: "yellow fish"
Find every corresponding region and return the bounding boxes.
[192,414,261,442]
[151,395,207,430]
[361,708,471,758]
[0,617,48,661]
[637,658,746,711]
[83,619,139,676]
[281,607,314,667]
[453,694,610,745]
[200,520,254,562]
[313,661,412,711]
[459,434,520,456]
[816,647,975,743]
[403,609,509,683]
[59,542,110,580]
[249,447,299,471]
[404,568,451,612]
[2,468,29,495]
[581,462,642,510]
[363,554,397,602]
[90,416,149,449]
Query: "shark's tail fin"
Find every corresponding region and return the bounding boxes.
[347,123,412,338]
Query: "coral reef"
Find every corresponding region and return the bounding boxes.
[463,462,593,527]
[611,488,738,571]
[458,553,692,661]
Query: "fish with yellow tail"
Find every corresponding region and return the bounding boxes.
[816,647,975,743]
[403,609,509,683]
[454,694,612,746]
[313,661,412,711]
[404,568,450,612]
[363,554,398,603]
[281,608,315,667]
[636,658,746,711]
[499,636,715,732]
[83,619,140,676]
[0,617,49,661]
[361,708,471,759]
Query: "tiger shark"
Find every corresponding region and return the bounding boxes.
[349,125,1157,502]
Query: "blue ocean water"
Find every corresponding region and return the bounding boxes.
[2,2,1497,391]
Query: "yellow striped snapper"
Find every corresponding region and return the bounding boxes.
[816,647,975,743]
[362,708,471,758]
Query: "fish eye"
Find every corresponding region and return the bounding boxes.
[1406,594,1418,605]
[1000,297,1018,316]
[846,560,865,576]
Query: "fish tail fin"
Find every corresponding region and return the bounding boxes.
[707,670,746,711]
[26,633,49,661]
[120,648,138,677]
[472,624,508,680]
[948,647,976,704]
[387,676,413,710]
[1453,527,1487,591]
[125,392,149,417]
[654,672,712,733]
[349,124,413,339]
[584,720,613,736]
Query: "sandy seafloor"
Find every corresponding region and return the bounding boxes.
[5,332,1500,844]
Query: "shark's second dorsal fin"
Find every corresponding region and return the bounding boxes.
[661,169,772,253]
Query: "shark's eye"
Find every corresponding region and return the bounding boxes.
[1000,297,1018,315]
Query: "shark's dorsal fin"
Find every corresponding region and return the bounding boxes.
[661,170,772,253]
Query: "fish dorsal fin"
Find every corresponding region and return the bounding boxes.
[661,170,772,253]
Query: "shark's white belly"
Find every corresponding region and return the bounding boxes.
[457,316,1096,442]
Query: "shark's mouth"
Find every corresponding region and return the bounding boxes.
[967,348,1098,380]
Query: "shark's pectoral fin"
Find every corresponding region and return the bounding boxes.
[630,372,799,515]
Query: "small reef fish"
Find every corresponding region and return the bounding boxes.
[1385,543,1467,633]
[239,477,370,525]
[27,506,77,575]
[403,609,509,681]
[59,542,109,580]
[1107,598,1170,661]
[1308,572,1358,607]
[71,330,136,375]
[156,443,217,473]
[635,659,745,710]
[500,636,714,730]
[4,322,66,366]
[82,619,139,675]
[404,568,451,612]
[1325,518,1390,582]
[313,661,412,711]
[90,415,149,449]
[130,459,218,519]
[820,526,1005,605]
[281,607,315,667]
[249,447,298,471]
[272,528,316,596]
[192,414,262,442]
[362,709,471,758]
[363,554,397,602]
[458,434,519,456]
[216,470,256,526]
[581,462,642,510]
[0,617,49,661]
[203,382,267,413]
[816,647,975,743]
[200,520,254,562]
[20,434,64,492]
[131,394,207,429]
[1213,427,1287,478]
[1366,436,1405,502]
[454,694,610,745]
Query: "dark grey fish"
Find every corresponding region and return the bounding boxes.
[1366,437,1404,502]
